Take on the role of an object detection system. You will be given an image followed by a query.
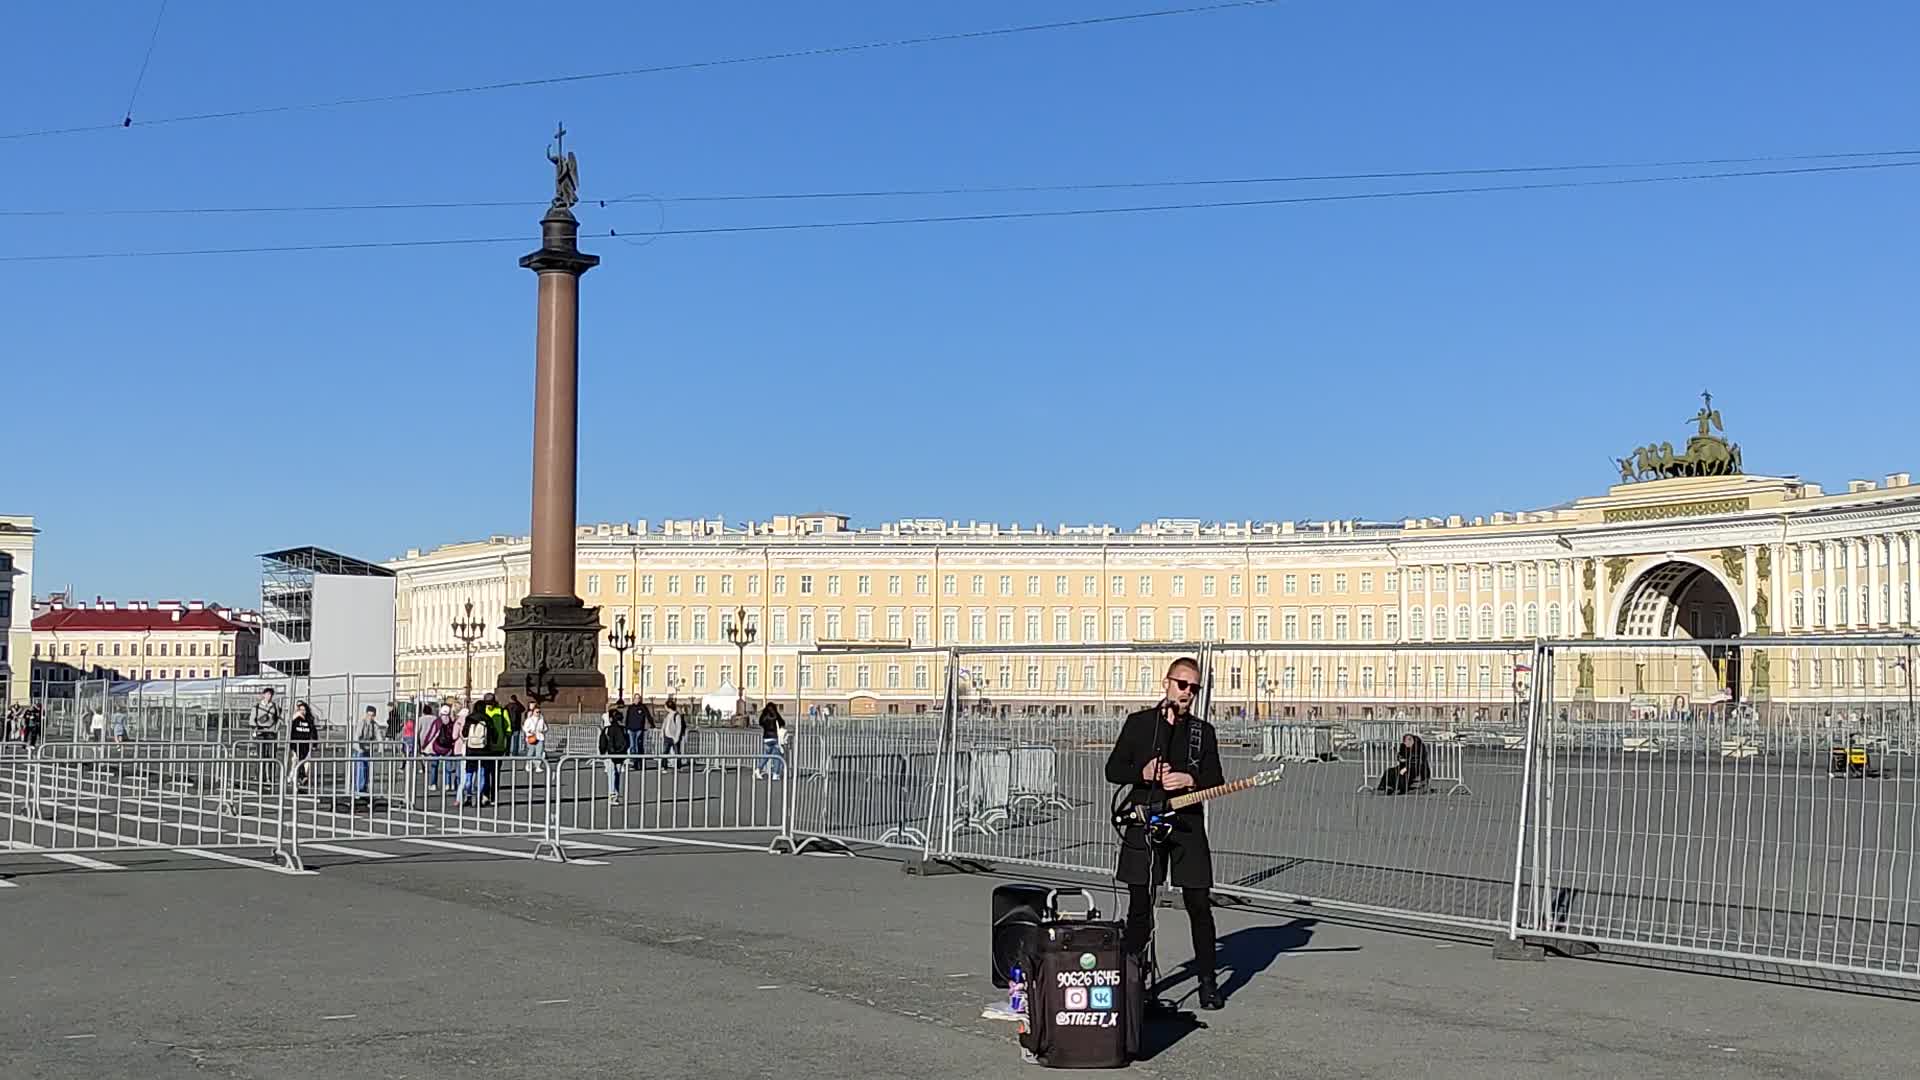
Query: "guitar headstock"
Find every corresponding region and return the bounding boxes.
[1250,767,1285,787]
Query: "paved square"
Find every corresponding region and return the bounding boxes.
[4,835,1919,1079]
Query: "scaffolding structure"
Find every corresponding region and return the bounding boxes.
[258,546,393,678]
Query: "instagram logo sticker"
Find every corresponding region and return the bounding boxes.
[1064,987,1088,1010]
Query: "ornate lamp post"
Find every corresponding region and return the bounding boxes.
[451,599,485,706]
[726,605,756,720]
[608,613,635,703]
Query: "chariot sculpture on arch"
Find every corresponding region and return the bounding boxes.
[1617,391,1745,482]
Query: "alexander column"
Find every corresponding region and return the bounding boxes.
[497,125,608,711]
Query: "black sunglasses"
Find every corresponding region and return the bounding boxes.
[1166,676,1201,692]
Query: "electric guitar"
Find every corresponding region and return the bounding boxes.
[1113,768,1286,845]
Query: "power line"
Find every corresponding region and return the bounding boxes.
[3,157,1911,263]
[7,147,1916,219]
[121,0,171,127]
[0,0,1282,142]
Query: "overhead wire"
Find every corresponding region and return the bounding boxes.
[2,157,1912,263]
[5,147,1916,219]
[0,0,1282,142]
[121,0,171,127]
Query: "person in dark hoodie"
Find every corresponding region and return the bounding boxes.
[1377,732,1429,794]
[287,701,319,789]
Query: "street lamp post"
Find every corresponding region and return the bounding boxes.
[726,605,756,722]
[608,613,635,704]
[451,599,485,706]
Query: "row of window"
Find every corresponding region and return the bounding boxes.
[1789,536,1914,573]
[1787,655,1912,690]
[575,545,1920,600]
[1789,588,1915,628]
[34,640,230,658]
[40,667,225,681]
[579,570,1436,601]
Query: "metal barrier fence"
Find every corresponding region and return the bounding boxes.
[913,642,1531,931]
[549,753,786,846]
[1510,635,1920,983]
[15,634,1920,991]
[0,750,298,868]
[32,673,424,744]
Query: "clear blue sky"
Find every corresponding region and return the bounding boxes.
[4,1,1915,607]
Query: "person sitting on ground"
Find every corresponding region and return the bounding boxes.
[1377,732,1429,795]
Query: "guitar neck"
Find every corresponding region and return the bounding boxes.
[1167,775,1258,811]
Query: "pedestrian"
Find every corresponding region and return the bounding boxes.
[661,699,685,768]
[605,702,625,765]
[287,701,318,789]
[597,714,625,802]
[352,704,378,794]
[624,697,651,767]
[423,704,457,792]
[755,701,786,781]
[523,703,547,773]
[249,687,281,741]
[461,707,493,807]
[506,694,527,745]
[400,706,418,757]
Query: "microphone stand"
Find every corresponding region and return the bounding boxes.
[1142,701,1179,1015]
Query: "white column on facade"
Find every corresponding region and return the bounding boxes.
[1743,546,1758,636]
[1533,559,1547,637]
[1423,563,1435,640]
[1835,541,1850,626]
[1868,536,1883,627]
[1796,544,1809,632]
[1908,532,1919,627]
[1397,563,1409,642]
[1568,558,1583,637]
[1468,564,1480,640]
[1490,561,1503,640]
[1769,543,1785,637]
[1824,542,1838,629]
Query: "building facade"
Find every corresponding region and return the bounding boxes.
[388,409,1919,722]
[31,599,262,691]
[0,515,34,707]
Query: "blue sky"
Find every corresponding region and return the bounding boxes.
[4,1,1915,607]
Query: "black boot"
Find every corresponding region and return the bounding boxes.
[1197,974,1223,1011]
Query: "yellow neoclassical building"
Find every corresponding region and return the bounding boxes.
[388,405,1919,721]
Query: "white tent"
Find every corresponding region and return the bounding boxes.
[701,682,740,716]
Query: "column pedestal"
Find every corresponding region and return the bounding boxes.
[498,595,605,711]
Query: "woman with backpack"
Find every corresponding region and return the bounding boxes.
[461,707,493,807]
[422,704,457,793]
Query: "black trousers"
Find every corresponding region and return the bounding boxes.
[1125,884,1217,978]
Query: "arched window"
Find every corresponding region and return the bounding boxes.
[1456,606,1471,639]
[1816,591,1827,625]
[1524,603,1540,637]
[1409,608,1425,639]
[1792,591,1805,628]
[1432,607,1448,639]
[1501,604,1517,638]
[1547,603,1562,636]
[1478,606,1495,638]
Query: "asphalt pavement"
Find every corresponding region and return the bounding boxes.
[4,827,1920,1080]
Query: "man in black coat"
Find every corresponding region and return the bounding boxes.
[1104,656,1225,1010]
